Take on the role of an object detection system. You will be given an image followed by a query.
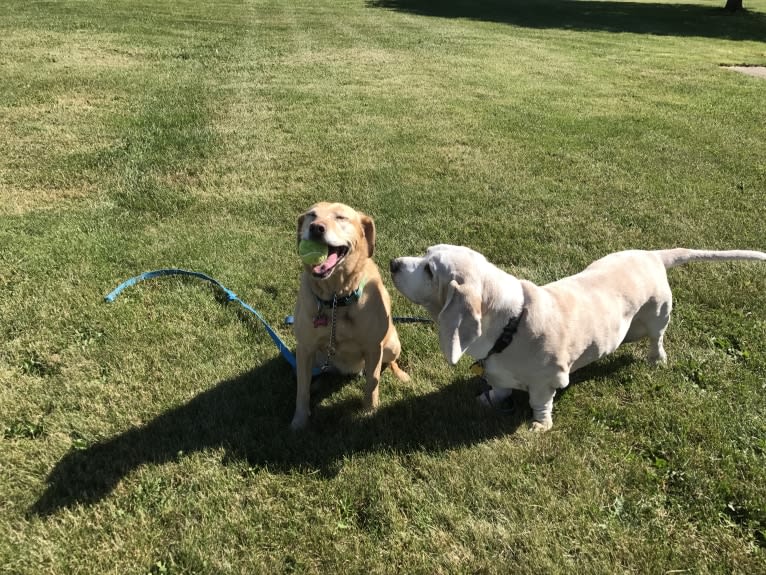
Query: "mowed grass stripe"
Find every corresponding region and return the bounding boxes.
[0,0,246,214]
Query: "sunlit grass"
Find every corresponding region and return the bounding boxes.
[1,0,765,573]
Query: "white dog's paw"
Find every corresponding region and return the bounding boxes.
[529,418,553,432]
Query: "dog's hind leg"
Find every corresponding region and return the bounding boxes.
[648,329,668,365]
[382,334,409,382]
[363,346,384,411]
[387,360,411,382]
[646,299,672,365]
[626,294,672,365]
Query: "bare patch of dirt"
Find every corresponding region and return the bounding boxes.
[722,65,766,79]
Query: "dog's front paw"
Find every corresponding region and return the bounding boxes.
[476,390,492,408]
[529,418,553,432]
[290,412,310,431]
[476,387,513,408]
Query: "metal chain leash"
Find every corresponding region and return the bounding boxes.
[320,293,338,372]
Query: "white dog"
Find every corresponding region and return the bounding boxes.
[390,245,765,431]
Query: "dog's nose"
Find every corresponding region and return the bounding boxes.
[309,222,325,236]
[390,259,401,274]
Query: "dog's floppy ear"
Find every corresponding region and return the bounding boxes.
[360,214,376,258]
[438,280,482,365]
[296,213,307,247]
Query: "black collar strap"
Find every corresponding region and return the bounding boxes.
[487,308,526,357]
[314,277,367,308]
[470,309,526,377]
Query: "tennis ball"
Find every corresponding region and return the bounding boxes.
[299,239,328,265]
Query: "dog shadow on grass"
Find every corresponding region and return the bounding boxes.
[30,353,634,516]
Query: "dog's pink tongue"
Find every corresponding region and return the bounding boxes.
[313,252,339,275]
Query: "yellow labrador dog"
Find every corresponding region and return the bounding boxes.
[291,202,409,430]
[390,244,765,431]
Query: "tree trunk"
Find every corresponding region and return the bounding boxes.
[724,0,743,11]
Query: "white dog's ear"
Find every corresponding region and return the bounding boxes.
[438,280,482,365]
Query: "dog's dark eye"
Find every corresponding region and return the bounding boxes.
[335,214,347,221]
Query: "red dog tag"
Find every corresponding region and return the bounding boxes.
[313,314,328,328]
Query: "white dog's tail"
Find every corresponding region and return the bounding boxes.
[658,248,766,269]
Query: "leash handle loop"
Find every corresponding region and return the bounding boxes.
[104,268,308,374]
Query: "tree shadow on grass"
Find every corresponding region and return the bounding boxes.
[29,357,526,516]
[368,0,766,42]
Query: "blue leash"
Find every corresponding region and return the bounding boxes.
[104,269,430,376]
[105,269,302,372]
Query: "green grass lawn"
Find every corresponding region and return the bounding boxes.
[2,0,766,572]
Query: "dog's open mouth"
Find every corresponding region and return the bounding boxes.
[312,244,350,278]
